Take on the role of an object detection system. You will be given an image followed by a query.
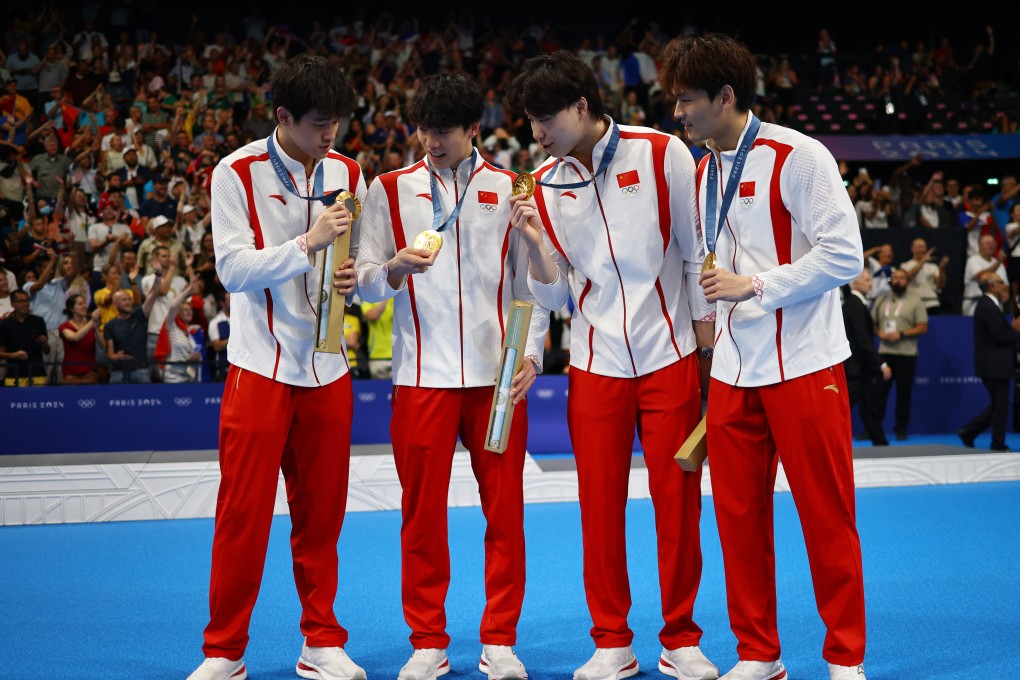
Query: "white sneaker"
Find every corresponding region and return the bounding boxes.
[719,660,787,680]
[479,645,528,680]
[398,648,451,680]
[573,646,639,680]
[187,657,247,680]
[658,646,720,680]
[296,643,367,680]
[828,663,866,680]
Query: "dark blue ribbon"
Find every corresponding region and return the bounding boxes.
[428,149,478,233]
[705,114,761,256]
[537,120,620,190]
[267,132,342,206]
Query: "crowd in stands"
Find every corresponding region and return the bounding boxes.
[0,7,1017,384]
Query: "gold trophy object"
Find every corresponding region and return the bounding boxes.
[675,249,715,470]
[484,300,534,453]
[314,191,361,354]
[675,415,708,471]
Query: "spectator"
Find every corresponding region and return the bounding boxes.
[917,171,953,228]
[0,289,49,386]
[843,271,891,415]
[1005,203,1020,314]
[960,188,1000,258]
[0,271,12,316]
[93,262,126,341]
[140,243,188,375]
[360,298,393,380]
[865,268,928,443]
[343,308,365,379]
[117,146,151,210]
[137,215,185,277]
[59,293,100,384]
[863,243,894,303]
[963,234,1008,316]
[29,252,89,384]
[479,88,504,137]
[139,175,178,229]
[5,40,40,106]
[0,78,33,128]
[207,291,229,381]
[155,278,201,383]
[944,177,964,213]
[28,135,72,203]
[899,237,947,315]
[957,272,1019,452]
[104,287,158,383]
[817,28,838,90]
[992,175,1019,237]
[88,203,133,286]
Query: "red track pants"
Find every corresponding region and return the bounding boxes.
[391,385,527,649]
[568,355,705,649]
[707,365,866,666]
[202,365,353,658]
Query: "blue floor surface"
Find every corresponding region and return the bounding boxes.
[1,482,1018,679]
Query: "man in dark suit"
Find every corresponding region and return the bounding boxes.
[958,273,1020,451]
[843,271,892,444]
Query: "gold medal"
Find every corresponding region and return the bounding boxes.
[701,252,717,275]
[413,229,443,254]
[334,190,362,219]
[512,172,536,198]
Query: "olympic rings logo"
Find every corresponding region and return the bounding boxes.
[78,399,96,408]
[621,186,640,196]
[480,204,497,212]
[740,197,755,207]
[174,397,193,407]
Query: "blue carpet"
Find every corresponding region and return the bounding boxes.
[1,482,1018,679]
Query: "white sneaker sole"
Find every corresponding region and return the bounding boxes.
[398,658,450,680]
[658,658,720,680]
[478,655,528,680]
[574,658,639,680]
[296,658,368,680]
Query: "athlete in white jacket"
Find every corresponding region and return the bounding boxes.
[507,51,719,680]
[190,55,367,680]
[663,34,867,680]
[356,74,548,680]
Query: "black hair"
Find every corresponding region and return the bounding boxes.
[405,74,483,130]
[506,50,604,120]
[269,54,356,122]
[660,33,757,112]
[63,293,85,318]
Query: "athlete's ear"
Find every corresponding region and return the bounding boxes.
[717,85,736,109]
[577,98,588,116]
[276,106,291,125]
[468,121,480,138]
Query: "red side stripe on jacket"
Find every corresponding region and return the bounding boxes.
[380,161,425,385]
[532,163,566,259]
[228,153,282,378]
[753,138,794,382]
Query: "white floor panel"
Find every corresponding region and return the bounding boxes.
[1,450,1017,525]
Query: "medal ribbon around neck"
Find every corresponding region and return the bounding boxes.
[267,132,344,206]
[537,120,621,190]
[704,114,761,259]
[428,148,478,233]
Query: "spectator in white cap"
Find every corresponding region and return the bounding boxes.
[137,213,185,277]
[176,203,204,254]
